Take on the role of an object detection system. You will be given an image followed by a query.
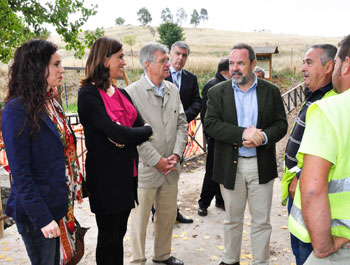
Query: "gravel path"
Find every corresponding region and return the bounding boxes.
[0,108,300,265]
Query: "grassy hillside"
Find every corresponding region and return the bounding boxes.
[0,26,341,101]
[55,26,341,70]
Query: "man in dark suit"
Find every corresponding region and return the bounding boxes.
[166,41,202,224]
[198,58,230,217]
[166,41,202,123]
[205,43,287,265]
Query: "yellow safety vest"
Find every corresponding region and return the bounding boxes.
[288,90,350,242]
[281,89,336,205]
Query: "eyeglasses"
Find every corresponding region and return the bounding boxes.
[155,58,170,65]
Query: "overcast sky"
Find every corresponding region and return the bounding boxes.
[79,0,348,37]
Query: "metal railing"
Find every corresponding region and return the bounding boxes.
[65,114,205,162]
[281,82,307,114]
[67,114,81,125]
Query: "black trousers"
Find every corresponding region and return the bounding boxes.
[95,209,131,265]
[198,137,224,209]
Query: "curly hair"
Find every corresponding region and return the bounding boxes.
[80,37,122,91]
[5,39,58,134]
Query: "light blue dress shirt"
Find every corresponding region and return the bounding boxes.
[170,65,182,90]
[233,75,267,157]
[144,73,164,97]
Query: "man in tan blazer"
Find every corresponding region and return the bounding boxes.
[125,43,188,265]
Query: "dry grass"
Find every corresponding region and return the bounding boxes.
[49,26,341,72]
[0,26,341,101]
[0,64,8,100]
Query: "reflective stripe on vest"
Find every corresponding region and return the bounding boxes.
[290,203,350,230]
[289,165,301,174]
[289,90,350,243]
[289,175,350,242]
[328,178,350,194]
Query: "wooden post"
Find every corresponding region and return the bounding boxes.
[269,55,273,81]
[0,189,4,238]
[123,69,130,86]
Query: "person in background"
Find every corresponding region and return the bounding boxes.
[2,39,83,265]
[288,35,350,265]
[281,44,337,265]
[205,43,287,265]
[166,41,201,224]
[198,58,230,217]
[254,66,265,79]
[126,43,188,265]
[78,37,152,265]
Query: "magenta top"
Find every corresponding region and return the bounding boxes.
[98,86,138,176]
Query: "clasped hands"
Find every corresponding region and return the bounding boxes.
[155,154,180,175]
[242,125,265,148]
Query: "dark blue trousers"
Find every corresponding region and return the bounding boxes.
[17,220,60,265]
[288,198,313,265]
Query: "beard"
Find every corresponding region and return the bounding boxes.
[231,70,253,86]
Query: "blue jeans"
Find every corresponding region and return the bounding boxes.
[16,220,60,265]
[288,198,313,265]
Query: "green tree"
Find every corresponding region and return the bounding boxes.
[157,22,185,50]
[137,7,152,26]
[190,9,200,28]
[115,17,125,26]
[176,8,187,26]
[84,28,105,48]
[200,8,209,27]
[0,0,103,63]
[122,35,136,68]
[160,8,173,23]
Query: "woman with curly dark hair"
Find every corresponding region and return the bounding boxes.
[2,39,83,265]
[78,37,152,265]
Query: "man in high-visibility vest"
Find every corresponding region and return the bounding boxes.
[288,35,350,264]
[281,44,337,265]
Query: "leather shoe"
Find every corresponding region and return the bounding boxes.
[153,256,184,265]
[219,262,239,265]
[198,207,208,216]
[176,211,193,223]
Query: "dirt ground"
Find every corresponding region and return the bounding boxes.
[0,108,300,265]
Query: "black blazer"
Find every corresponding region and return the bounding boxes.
[166,69,201,122]
[78,84,152,214]
[200,71,227,127]
[205,78,288,190]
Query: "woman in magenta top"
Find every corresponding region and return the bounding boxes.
[78,37,152,265]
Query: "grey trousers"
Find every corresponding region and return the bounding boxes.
[220,157,274,265]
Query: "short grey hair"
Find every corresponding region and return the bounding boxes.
[170,41,190,55]
[310,44,337,65]
[254,66,265,78]
[139,43,169,70]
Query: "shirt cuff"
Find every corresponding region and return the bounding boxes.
[262,132,268,145]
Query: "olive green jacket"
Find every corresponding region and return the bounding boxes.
[205,78,288,190]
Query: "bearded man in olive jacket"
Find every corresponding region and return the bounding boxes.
[205,43,287,265]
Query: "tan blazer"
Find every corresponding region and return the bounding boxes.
[125,75,188,188]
